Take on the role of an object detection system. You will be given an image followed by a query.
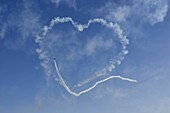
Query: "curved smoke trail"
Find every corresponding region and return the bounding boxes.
[35,17,137,96]
[54,59,136,96]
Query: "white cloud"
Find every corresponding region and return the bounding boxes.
[0,24,6,40]
[17,1,41,40]
[103,4,130,22]
[96,0,169,25]
[0,4,7,40]
[133,0,169,25]
[92,86,128,99]
[50,0,76,8]
[35,95,43,107]
[4,0,41,49]
[112,6,130,22]
[51,0,60,6]
[84,36,113,56]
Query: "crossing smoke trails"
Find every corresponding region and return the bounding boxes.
[54,59,137,96]
[35,17,137,96]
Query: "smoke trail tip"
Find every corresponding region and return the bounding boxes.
[130,79,137,83]
[53,58,56,61]
[134,80,137,83]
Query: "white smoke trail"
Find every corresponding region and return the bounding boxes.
[35,17,136,96]
[54,59,136,96]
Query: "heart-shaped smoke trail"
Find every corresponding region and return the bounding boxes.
[35,17,137,96]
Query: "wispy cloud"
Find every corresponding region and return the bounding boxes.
[4,0,41,50]
[95,0,169,25]
[50,0,77,8]
[0,24,6,40]
[35,95,44,107]
[0,4,7,40]
[92,86,128,99]
[84,36,114,56]
[133,0,169,25]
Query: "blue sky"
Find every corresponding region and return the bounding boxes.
[0,0,170,113]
